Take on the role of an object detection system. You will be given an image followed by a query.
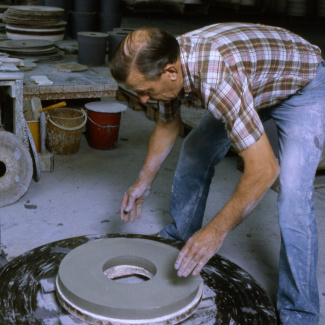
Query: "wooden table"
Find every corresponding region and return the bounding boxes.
[22,56,118,101]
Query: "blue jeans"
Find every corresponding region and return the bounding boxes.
[160,61,325,324]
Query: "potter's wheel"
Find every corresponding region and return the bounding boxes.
[0,234,277,324]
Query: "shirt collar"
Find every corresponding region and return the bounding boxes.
[179,47,192,94]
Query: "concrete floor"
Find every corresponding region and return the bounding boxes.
[1,10,325,323]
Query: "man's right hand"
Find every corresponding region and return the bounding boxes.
[121,183,151,222]
[120,114,181,223]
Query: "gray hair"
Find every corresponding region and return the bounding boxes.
[110,27,180,82]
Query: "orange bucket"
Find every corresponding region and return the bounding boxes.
[27,121,40,153]
[85,101,127,150]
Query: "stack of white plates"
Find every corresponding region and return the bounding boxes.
[3,5,66,41]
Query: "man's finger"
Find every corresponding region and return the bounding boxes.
[175,244,197,277]
[176,256,193,277]
[175,244,190,269]
[121,211,129,222]
[125,196,135,213]
[192,256,209,276]
[136,202,142,219]
[121,205,130,222]
[121,195,129,220]
[129,207,135,223]
[180,250,204,277]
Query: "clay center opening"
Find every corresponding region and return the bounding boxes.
[103,256,157,284]
[104,265,155,283]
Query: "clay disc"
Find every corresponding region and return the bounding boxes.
[0,5,10,13]
[6,25,66,33]
[19,62,37,71]
[54,40,78,54]
[7,6,64,16]
[0,39,54,49]
[5,21,67,28]
[1,46,58,55]
[0,131,33,208]
[56,238,203,324]
[51,62,88,73]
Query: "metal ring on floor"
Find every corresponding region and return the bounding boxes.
[56,238,203,325]
[0,131,33,207]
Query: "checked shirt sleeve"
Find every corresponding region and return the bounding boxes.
[178,23,321,152]
[206,70,264,152]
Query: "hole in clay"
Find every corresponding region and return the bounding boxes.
[0,161,6,177]
[104,265,154,284]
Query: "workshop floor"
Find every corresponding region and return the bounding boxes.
[1,10,325,323]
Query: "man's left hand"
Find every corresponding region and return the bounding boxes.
[174,225,226,277]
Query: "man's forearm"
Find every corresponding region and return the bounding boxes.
[209,133,280,236]
[209,163,278,237]
[174,133,280,277]
[121,113,182,221]
[137,113,182,186]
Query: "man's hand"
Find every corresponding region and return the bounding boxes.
[120,115,181,223]
[174,133,279,278]
[121,183,151,222]
[174,225,226,277]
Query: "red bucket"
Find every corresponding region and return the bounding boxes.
[85,101,127,150]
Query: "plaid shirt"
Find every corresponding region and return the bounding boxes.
[159,23,322,152]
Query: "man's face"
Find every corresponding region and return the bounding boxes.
[125,63,183,104]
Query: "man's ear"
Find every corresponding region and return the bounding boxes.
[163,63,178,81]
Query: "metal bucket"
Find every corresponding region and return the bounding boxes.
[46,108,87,155]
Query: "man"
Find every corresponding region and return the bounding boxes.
[110,23,325,324]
